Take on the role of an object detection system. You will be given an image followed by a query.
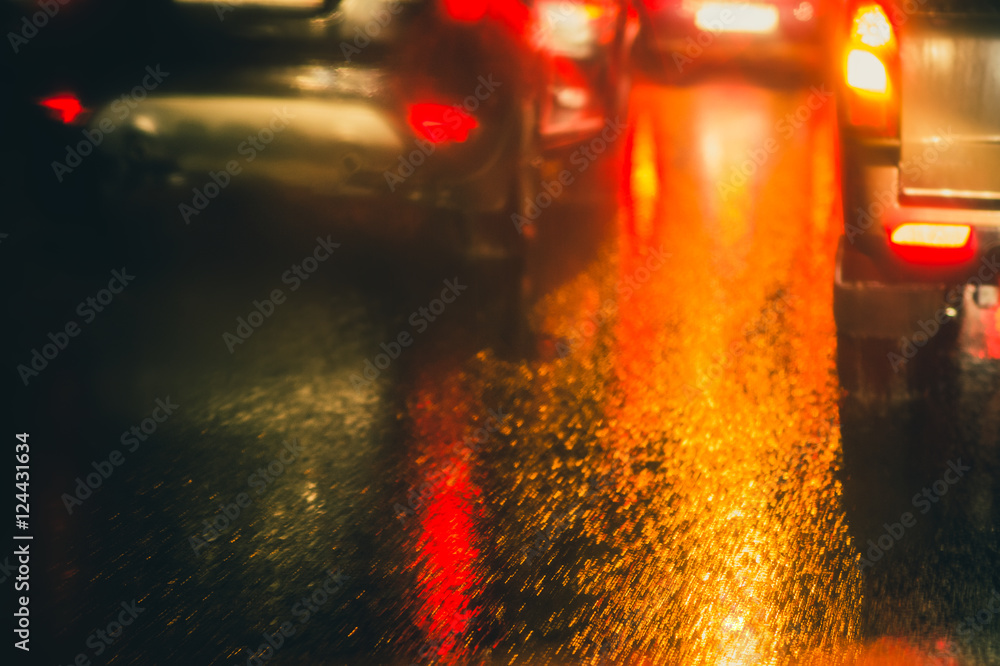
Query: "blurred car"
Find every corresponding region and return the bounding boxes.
[635,0,829,71]
[834,0,1000,389]
[13,0,636,339]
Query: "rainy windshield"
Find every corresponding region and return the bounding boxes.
[5,0,1000,663]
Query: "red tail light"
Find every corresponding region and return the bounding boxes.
[888,223,975,264]
[440,0,489,21]
[843,2,898,134]
[39,93,85,124]
[407,104,478,144]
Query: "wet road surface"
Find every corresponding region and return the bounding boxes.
[8,71,1000,665]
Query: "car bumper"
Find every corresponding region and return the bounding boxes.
[841,141,1000,285]
[834,238,957,339]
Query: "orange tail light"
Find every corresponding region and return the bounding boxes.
[843,2,898,134]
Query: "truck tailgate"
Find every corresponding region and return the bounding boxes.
[900,13,1000,200]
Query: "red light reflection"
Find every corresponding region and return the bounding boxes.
[402,375,484,664]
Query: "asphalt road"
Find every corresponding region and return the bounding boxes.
[7,71,1000,666]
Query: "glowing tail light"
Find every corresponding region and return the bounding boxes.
[441,0,489,21]
[844,4,893,96]
[39,94,85,124]
[696,3,779,34]
[846,49,888,94]
[407,103,478,144]
[843,2,897,131]
[889,223,974,264]
[854,3,893,47]
[891,223,971,249]
[531,0,616,57]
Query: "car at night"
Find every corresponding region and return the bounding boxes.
[15,0,636,342]
[834,0,1000,392]
[634,0,829,73]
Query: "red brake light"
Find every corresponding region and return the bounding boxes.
[408,104,478,144]
[888,223,975,264]
[891,223,971,249]
[441,0,489,21]
[39,94,85,124]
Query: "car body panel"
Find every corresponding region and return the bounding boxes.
[842,151,1000,281]
[899,15,1000,200]
[836,0,1000,338]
